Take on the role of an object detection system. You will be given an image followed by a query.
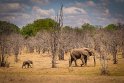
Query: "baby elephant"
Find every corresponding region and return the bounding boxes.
[22,60,33,68]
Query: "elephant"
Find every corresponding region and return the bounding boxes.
[69,48,96,67]
[22,60,33,68]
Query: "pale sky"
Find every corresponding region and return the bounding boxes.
[0,0,124,28]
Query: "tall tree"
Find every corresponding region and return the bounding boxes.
[50,4,63,67]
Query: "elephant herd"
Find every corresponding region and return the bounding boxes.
[22,48,96,68]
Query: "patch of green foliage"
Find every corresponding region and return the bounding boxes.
[0,21,20,35]
[105,24,117,30]
[81,23,96,31]
[21,18,58,37]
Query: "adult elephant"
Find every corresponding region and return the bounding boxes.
[69,48,96,67]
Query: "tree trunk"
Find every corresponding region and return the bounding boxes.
[42,48,46,54]
[122,46,124,58]
[58,49,64,60]
[52,55,56,68]
[14,45,19,62]
[36,46,40,54]
[0,56,1,67]
[113,51,117,64]
[0,46,1,67]
[112,44,118,64]
[51,33,57,68]
[29,47,34,53]
[122,51,124,58]
[1,46,6,67]
[15,55,18,62]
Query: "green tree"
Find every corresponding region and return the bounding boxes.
[81,23,96,31]
[62,26,73,30]
[21,24,35,37]
[21,18,58,37]
[0,21,20,35]
[105,24,117,30]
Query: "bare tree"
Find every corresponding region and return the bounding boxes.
[57,4,64,60]
[47,4,64,67]
[35,30,51,55]
[120,29,124,58]
[0,35,8,67]
[0,34,12,67]
[107,30,119,64]
[93,29,110,75]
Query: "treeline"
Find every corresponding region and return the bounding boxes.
[0,18,124,74]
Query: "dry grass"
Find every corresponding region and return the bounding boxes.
[0,52,124,83]
[0,74,124,83]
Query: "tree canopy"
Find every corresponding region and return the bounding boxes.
[81,23,96,31]
[105,24,117,30]
[21,18,58,37]
[0,21,20,35]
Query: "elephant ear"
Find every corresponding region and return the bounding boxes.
[83,48,92,56]
[82,50,90,56]
[88,49,94,56]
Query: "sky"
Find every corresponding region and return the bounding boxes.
[0,0,124,28]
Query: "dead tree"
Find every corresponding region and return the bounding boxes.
[50,31,58,68]
[121,29,124,58]
[8,33,24,62]
[58,4,64,60]
[0,35,10,67]
[35,30,51,55]
[49,4,64,67]
[58,48,64,60]
[122,42,124,58]
[12,34,22,62]
[25,37,35,53]
[108,31,119,64]
[93,29,109,75]
[13,44,20,62]
[111,42,118,64]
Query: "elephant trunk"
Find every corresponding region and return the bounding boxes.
[69,57,73,67]
[69,59,71,67]
[93,55,96,67]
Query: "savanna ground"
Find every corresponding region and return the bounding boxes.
[0,52,124,83]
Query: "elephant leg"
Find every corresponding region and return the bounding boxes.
[69,60,73,67]
[74,60,78,66]
[84,56,87,66]
[22,65,25,68]
[80,55,85,67]
[23,64,26,68]
[29,64,32,68]
[72,56,78,66]
[27,63,30,68]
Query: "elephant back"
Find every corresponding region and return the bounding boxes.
[71,48,90,56]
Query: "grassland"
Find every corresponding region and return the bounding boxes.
[0,52,124,83]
